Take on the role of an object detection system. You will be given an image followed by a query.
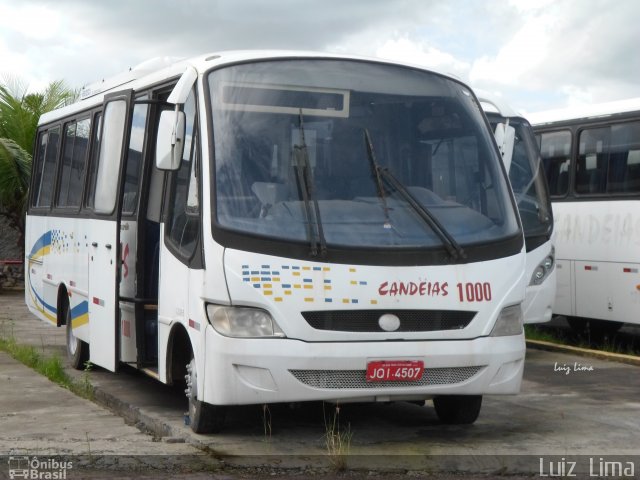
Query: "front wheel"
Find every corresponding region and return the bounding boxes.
[433,395,482,425]
[65,300,89,370]
[185,357,226,433]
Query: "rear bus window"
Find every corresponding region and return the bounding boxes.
[32,126,61,208]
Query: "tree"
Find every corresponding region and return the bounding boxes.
[0,138,31,249]
[0,78,76,254]
[0,78,76,150]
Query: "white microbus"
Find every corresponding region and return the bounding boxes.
[529,98,640,334]
[26,52,526,432]
[478,95,556,324]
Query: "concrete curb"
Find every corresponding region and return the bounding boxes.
[92,387,174,438]
[526,339,640,367]
[89,382,221,452]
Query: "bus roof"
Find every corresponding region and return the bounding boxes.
[475,90,522,119]
[38,50,467,126]
[527,97,640,127]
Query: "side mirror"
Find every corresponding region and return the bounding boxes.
[156,110,186,171]
[494,123,516,172]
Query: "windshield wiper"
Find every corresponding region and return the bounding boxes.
[381,168,466,260]
[364,130,465,260]
[293,110,326,257]
[364,129,392,229]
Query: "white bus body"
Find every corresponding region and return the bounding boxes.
[530,98,640,333]
[479,95,556,324]
[26,51,526,431]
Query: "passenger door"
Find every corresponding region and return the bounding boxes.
[86,91,134,372]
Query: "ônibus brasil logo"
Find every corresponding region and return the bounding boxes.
[8,456,72,479]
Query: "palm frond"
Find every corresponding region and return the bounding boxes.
[0,137,31,204]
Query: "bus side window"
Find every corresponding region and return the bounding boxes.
[57,118,91,208]
[166,89,200,260]
[122,98,150,216]
[32,126,61,208]
[85,113,103,210]
[30,131,48,208]
[576,127,609,195]
[93,100,128,214]
[608,121,640,194]
[539,131,571,197]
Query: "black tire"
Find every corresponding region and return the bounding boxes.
[185,357,226,433]
[433,395,482,425]
[566,317,623,336]
[65,300,89,370]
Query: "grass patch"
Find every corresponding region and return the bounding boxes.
[524,325,565,344]
[262,403,272,443]
[0,335,68,383]
[0,326,94,400]
[323,404,352,472]
[525,324,640,356]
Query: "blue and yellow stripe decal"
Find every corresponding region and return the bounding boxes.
[28,273,57,324]
[26,229,89,329]
[28,231,52,261]
[70,301,89,328]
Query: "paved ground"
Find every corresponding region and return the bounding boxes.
[1,290,640,478]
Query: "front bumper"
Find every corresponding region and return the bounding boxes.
[202,327,525,405]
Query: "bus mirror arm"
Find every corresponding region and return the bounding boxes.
[156,66,197,171]
[494,122,516,172]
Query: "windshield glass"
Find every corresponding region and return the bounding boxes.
[209,59,519,251]
[488,114,553,242]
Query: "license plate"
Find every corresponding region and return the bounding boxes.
[366,360,424,382]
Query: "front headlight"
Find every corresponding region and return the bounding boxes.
[206,305,285,338]
[490,304,523,337]
[529,246,555,286]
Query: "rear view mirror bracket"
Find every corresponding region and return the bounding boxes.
[155,66,197,171]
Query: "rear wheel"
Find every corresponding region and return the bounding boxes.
[185,357,226,433]
[65,300,89,370]
[433,395,482,425]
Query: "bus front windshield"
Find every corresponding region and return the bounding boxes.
[208,60,520,254]
[489,115,553,247]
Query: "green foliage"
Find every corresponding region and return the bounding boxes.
[0,137,31,245]
[0,322,94,400]
[0,78,76,151]
[75,360,95,400]
[0,334,69,385]
[0,77,76,254]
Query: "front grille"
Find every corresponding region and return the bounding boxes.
[289,366,484,389]
[301,310,476,332]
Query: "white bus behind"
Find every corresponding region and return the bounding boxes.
[479,95,556,325]
[529,98,640,334]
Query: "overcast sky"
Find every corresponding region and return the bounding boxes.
[1,0,639,114]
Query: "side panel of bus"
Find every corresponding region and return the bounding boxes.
[536,117,640,326]
[553,201,640,323]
